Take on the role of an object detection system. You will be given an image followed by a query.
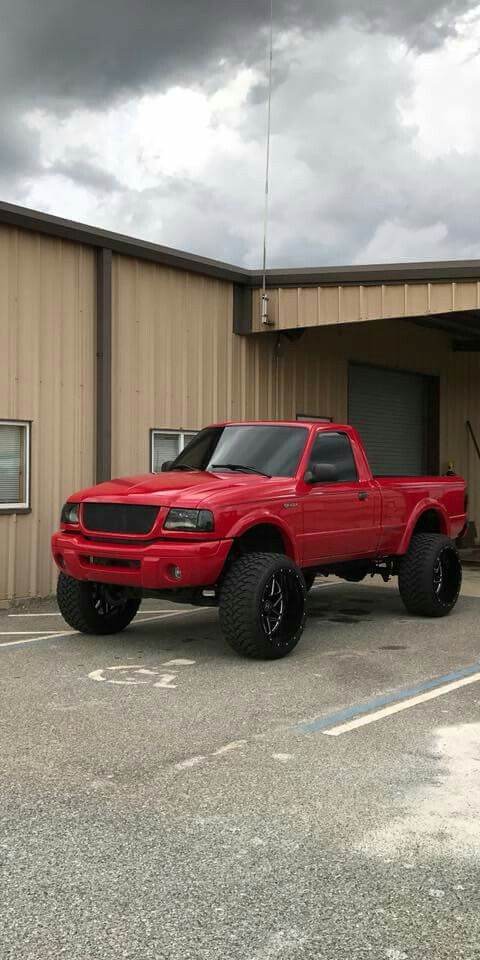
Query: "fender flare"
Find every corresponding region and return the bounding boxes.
[228,511,299,565]
[398,499,450,555]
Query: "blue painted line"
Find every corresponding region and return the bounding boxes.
[297,659,480,734]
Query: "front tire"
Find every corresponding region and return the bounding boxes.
[398,533,462,617]
[57,573,140,634]
[219,552,306,659]
[303,569,317,592]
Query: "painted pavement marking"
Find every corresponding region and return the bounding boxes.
[298,660,480,737]
[0,630,73,636]
[88,665,178,688]
[7,609,181,617]
[0,608,207,649]
[175,739,248,770]
[88,657,196,689]
[0,630,79,648]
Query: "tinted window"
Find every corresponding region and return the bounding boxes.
[172,425,308,477]
[178,429,220,468]
[308,432,358,482]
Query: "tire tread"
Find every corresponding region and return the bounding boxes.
[398,533,461,618]
[57,573,140,634]
[219,552,305,659]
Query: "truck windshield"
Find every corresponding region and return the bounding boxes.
[169,425,308,478]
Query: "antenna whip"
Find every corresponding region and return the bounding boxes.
[261,0,274,326]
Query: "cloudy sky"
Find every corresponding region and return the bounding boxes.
[2,0,480,266]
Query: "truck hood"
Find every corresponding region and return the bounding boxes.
[70,470,291,508]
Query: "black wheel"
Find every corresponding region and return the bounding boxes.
[303,570,317,592]
[219,552,306,659]
[57,573,140,634]
[398,533,462,618]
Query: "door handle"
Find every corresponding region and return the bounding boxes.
[358,491,368,501]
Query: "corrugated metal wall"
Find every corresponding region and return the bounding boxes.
[111,255,235,475]
[239,320,480,530]
[0,225,96,603]
[251,280,480,332]
[111,258,480,535]
[3,236,480,602]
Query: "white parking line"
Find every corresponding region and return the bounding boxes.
[8,613,66,617]
[0,630,73,636]
[0,630,79,648]
[133,610,205,626]
[0,608,208,649]
[323,670,480,736]
[7,609,187,617]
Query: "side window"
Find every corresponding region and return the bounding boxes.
[308,431,358,482]
[150,429,196,472]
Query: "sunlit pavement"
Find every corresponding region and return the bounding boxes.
[2,570,480,959]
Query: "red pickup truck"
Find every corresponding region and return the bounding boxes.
[52,421,467,659]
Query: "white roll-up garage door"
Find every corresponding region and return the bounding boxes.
[348,363,438,476]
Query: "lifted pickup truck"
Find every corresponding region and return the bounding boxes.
[52,421,467,659]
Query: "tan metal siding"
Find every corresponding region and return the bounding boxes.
[0,225,95,603]
[111,256,236,476]
[252,279,480,331]
[239,319,480,531]
[112,263,480,534]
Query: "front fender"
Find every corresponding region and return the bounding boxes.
[228,510,300,565]
[398,499,449,555]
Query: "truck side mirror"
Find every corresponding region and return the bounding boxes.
[161,460,174,472]
[304,462,338,484]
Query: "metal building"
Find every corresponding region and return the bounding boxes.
[1,201,480,604]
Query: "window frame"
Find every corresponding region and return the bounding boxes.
[308,429,359,483]
[0,419,31,513]
[150,428,197,473]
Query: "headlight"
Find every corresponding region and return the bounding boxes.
[61,502,80,525]
[164,508,214,532]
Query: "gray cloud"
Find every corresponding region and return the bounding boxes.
[50,156,123,193]
[0,0,479,268]
[0,0,473,111]
[40,21,476,270]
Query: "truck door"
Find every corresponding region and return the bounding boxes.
[300,430,380,565]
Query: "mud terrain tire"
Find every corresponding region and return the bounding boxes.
[57,573,140,634]
[219,552,306,659]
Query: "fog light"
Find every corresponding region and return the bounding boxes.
[169,564,182,581]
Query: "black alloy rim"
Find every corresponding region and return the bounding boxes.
[433,547,461,605]
[259,568,304,646]
[433,557,443,595]
[91,583,128,617]
[260,573,285,637]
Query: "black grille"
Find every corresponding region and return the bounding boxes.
[82,503,159,535]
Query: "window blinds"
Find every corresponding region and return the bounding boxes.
[0,424,24,505]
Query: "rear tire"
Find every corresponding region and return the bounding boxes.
[398,533,462,618]
[57,573,140,634]
[219,552,306,659]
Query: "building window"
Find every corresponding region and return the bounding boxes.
[150,429,197,473]
[0,421,31,510]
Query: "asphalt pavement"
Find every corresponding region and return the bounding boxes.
[2,572,480,959]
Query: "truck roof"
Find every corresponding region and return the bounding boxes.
[208,420,347,430]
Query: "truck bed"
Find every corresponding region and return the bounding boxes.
[375,474,467,555]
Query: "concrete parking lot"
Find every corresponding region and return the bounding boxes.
[2,571,480,960]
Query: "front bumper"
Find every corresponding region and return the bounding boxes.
[51,531,233,590]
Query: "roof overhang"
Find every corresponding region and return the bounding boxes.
[3,199,480,291]
[2,200,480,347]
